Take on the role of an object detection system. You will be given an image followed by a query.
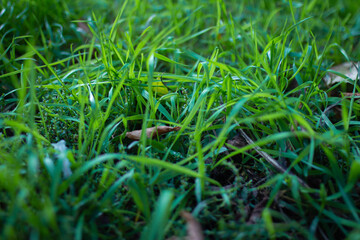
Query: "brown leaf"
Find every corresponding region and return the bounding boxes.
[181,211,204,240]
[324,62,359,86]
[126,126,181,140]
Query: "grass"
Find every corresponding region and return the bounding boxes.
[1,0,360,239]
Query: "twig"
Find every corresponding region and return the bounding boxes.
[319,100,341,127]
[237,128,309,188]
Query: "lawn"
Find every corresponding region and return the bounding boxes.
[1,0,360,239]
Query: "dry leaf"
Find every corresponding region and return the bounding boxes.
[126,126,181,140]
[324,62,359,86]
[180,211,204,240]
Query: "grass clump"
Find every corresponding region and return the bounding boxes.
[1,0,360,239]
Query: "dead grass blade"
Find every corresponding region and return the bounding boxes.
[237,129,309,188]
[248,197,268,224]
